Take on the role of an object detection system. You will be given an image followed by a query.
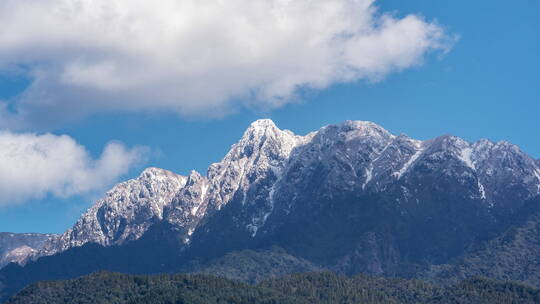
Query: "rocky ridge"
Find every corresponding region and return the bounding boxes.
[26,119,540,268]
[0,233,57,268]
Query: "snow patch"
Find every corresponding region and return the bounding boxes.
[534,169,540,194]
[248,173,279,237]
[246,164,287,238]
[191,183,208,216]
[478,181,486,199]
[246,224,259,237]
[459,147,476,170]
[190,205,200,216]
[200,183,208,201]
[362,166,373,190]
[393,144,424,179]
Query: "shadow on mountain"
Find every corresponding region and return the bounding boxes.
[0,221,185,302]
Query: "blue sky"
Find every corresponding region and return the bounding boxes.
[0,0,539,234]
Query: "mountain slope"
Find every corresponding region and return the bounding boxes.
[186,120,540,276]
[422,210,540,286]
[39,168,188,257]
[34,119,540,267]
[2,119,540,302]
[35,119,307,258]
[0,221,189,302]
[189,247,323,284]
[0,233,57,268]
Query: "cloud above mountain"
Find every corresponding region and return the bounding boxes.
[0,131,147,205]
[0,0,453,129]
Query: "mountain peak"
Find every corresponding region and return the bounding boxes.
[186,170,204,186]
[333,120,393,139]
[312,120,393,145]
[139,167,184,181]
[341,120,381,129]
[249,118,277,129]
[228,119,300,160]
[241,119,284,140]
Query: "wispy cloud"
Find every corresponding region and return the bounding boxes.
[0,131,147,205]
[0,0,454,129]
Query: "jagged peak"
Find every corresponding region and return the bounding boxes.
[431,133,465,142]
[220,119,301,161]
[341,120,385,130]
[248,118,278,130]
[312,120,394,145]
[32,119,540,263]
[241,118,296,140]
[185,170,204,185]
[138,167,184,180]
[240,119,396,150]
[493,140,521,152]
[427,135,520,153]
[470,139,523,155]
[472,138,493,148]
[476,138,492,144]
[393,134,423,146]
[423,134,470,151]
[92,167,188,204]
[136,167,188,188]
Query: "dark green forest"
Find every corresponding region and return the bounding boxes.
[7,271,540,304]
[421,213,540,286]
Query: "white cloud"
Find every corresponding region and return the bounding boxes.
[0,131,147,205]
[0,0,453,128]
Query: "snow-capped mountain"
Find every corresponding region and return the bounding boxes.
[37,119,307,256]
[183,120,540,275]
[4,119,540,303]
[32,119,540,269]
[40,167,187,256]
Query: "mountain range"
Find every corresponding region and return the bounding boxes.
[2,119,540,302]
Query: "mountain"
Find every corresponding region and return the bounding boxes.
[7,271,540,304]
[2,119,540,302]
[39,167,188,256]
[188,247,324,284]
[34,120,540,262]
[0,233,58,268]
[35,119,306,258]
[186,120,540,276]
[421,212,540,286]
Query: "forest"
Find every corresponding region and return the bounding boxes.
[7,270,540,304]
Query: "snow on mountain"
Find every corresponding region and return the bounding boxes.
[206,119,308,210]
[36,120,308,256]
[0,233,58,267]
[206,119,309,236]
[40,167,187,256]
[269,121,395,215]
[164,170,209,242]
[33,119,540,259]
[392,139,424,180]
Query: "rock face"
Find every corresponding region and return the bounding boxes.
[30,119,540,277]
[4,119,540,303]
[40,168,187,256]
[37,119,308,256]
[185,120,540,276]
[0,233,57,268]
